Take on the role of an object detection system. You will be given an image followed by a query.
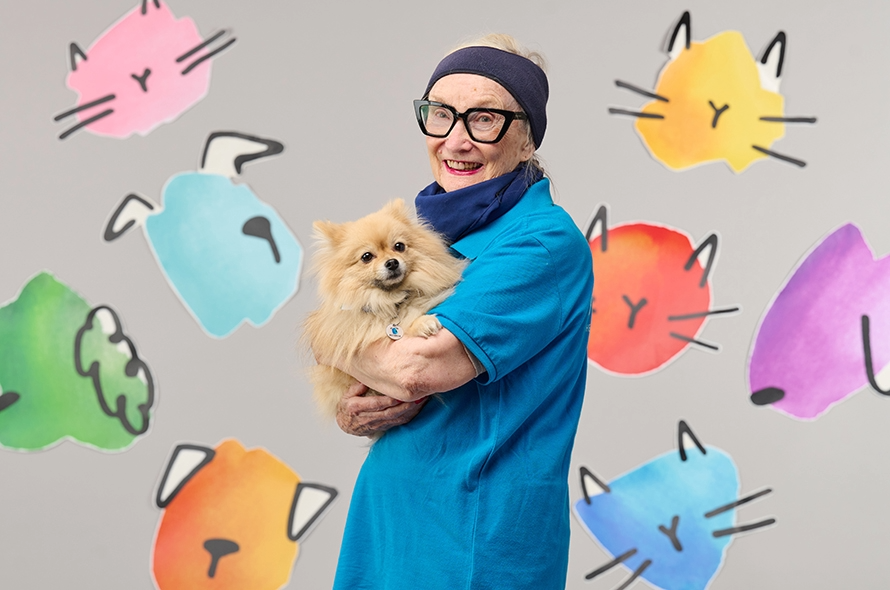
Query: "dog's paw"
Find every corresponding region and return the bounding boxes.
[410,315,442,338]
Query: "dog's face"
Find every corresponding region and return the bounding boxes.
[312,199,442,302]
[152,439,337,590]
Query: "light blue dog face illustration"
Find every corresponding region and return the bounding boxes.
[105,132,301,338]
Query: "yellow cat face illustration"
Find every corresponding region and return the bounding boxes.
[611,12,815,173]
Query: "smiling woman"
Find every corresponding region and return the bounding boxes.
[329,34,594,590]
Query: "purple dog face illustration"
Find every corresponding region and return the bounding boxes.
[748,223,890,419]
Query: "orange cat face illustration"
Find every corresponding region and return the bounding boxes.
[611,11,816,172]
[152,439,337,590]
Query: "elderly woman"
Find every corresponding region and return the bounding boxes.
[330,35,593,590]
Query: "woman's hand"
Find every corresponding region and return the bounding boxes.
[335,381,427,437]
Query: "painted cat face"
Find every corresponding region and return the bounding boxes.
[610,11,815,172]
[749,224,890,419]
[586,206,738,375]
[104,132,302,338]
[54,0,235,139]
[0,272,154,451]
[573,421,775,590]
[152,439,338,589]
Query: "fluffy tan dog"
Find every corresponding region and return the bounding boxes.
[304,199,466,419]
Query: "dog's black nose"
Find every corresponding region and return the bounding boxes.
[204,538,239,578]
[385,259,400,271]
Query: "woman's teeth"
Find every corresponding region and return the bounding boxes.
[446,160,481,171]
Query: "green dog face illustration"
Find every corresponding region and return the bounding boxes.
[0,272,154,451]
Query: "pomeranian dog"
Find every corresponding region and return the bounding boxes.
[303,199,466,420]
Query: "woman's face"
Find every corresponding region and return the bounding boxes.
[426,73,535,192]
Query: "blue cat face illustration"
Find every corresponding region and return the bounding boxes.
[573,421,775,590]
[105,132,302,338]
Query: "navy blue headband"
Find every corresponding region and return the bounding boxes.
[423,46,549,148]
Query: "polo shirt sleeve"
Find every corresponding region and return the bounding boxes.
[432,219,581,384]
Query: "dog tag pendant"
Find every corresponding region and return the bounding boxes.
[386,324,403,340]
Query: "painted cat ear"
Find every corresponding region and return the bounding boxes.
[758,32,786,93]
[104,193,159,242]
[666,11,692,60]
[200,131,285,179]
[684,233,718,288]
[156,444,216,507]
[579,466,611,504]
[677,420,706,461]
[288,482,338,542]
[69,43,87,72]
[140,0,162,15]
[585,205,608,253]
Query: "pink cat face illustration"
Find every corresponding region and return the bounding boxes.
[54,0,235,139]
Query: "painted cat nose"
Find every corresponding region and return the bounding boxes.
[707,100,729,128]
[385,259,400,271]
[750,387,784,405]
[131,68,151,93]
[657,515,682,552]
[203,538,239,578]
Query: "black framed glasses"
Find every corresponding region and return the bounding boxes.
[413,100,527,144]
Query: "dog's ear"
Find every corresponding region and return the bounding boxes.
[383,199,412,223]
[156,444,215,507]
[312,220,345,245]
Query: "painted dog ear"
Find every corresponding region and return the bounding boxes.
[288,482,338,542]
[104,193,158,242]
[156,444,215,507]
[200,131,284,178]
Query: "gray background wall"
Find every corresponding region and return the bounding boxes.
[1,0,888,588]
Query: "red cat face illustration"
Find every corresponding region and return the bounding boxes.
[586,206,738,375]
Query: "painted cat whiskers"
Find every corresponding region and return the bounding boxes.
[610,11,816,172]
[53,0,235,140]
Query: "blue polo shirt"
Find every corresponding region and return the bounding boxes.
[333,179,593,590]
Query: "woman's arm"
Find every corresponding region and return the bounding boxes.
[337,327,477,402]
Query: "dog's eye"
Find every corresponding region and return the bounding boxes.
[361,252,374,263]
[393,242,406,252]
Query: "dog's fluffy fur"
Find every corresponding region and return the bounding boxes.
[303,199,466,419]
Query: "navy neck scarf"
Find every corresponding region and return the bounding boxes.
[415,165,543,244]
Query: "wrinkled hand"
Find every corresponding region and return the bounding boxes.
[336,381,426,438]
